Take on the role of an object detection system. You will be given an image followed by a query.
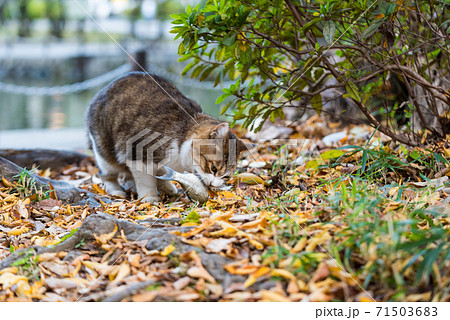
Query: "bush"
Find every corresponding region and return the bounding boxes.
[171,0,450,145]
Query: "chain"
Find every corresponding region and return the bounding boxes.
[0,63,130,96]
[0,62,237,96]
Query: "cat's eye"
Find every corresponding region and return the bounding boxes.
[210,163,218,174]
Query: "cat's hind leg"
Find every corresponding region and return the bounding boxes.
[90,135,127,198]
[119,169,136,193]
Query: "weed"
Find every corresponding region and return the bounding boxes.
[11,167,51,200]
[10,248,40,281]
[75,238,86,249]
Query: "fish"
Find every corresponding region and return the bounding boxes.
[156,166,210,203]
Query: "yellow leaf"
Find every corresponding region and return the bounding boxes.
[1,177,13,187]
[444,148,450,158]
[248,238,264,250]
[243,274,257,287]
[244,266,270,288]
[92,184,107,195]
[405,292,431,302]
[14,280,32,297]
[0,272,28,289]
[94,224,118,244]
[360,296,374,302]
[270,269,296,280]
[82,261,110,274]
[290,237,307,253]
[388,186,399,197]
[261,290,290,302]
[181,222,199,227]
[254,266,270,278]
[8,226,29,236]
[219,191,238,198]
[197,15,205,25]
[312,12,320,17]
[161,244,176,256]
[110,262,130,285]
[224,263,259,275]
[235,173,268,185]
[0,267,17,275]
[374,13,385,19]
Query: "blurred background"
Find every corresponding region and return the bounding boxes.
[0,0,223,150]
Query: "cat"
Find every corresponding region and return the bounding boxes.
[86,71,250,203]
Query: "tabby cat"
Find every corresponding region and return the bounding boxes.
[86,72,250,203]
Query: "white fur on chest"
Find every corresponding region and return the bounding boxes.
[161,139,193,173]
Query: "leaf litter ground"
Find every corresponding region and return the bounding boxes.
[0,116,449,301]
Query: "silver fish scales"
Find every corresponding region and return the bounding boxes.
[156,166,210,203]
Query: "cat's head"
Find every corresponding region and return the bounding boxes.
[190,123,254,188]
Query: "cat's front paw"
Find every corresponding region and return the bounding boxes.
[108,189,127,199]
[158,180,179,196]
[141,195,161,204]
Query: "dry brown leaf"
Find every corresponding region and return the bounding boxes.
[187,266,216,283]
[173,277,191,290]
[94,224,118,244]
[131,292,157,302]
[0,272,28,289]
[261,290,290,302]
[205,238,235,253]
[312,262,330,282]
[110,262,130,285]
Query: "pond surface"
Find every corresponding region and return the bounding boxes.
[0,42,224,131]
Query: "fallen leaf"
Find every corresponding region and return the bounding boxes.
[131,292,157,302]
[110,262,130,285]
[235,173,268,186]
[173,277,191,290]
[161,244,176,256]
[187,266,216,283]
[205,238,235,253]
[312,262,330,282]
[261,290,290,302]
[0,272,28,289]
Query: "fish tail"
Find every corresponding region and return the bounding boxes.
[155,166,175,181]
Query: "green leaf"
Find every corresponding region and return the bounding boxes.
[182,210,201,224]
[199,66,216,81]
[315,42,320,51]
[323,20,336,44]
[345,81,361,102]
[410,150,421,160]
[306,159,324,169]
[216,46,226,61]
[303,17,322,31]
[222,32,237,46]
[11,256,31,267]
[181,61,196,76]
[361,149,368,173]
[59,228,78,243]
[321,149,345,160]
[187,12,196,25]
[216,92,230,104]
[361,19,383,39]
[220,101,232,115]
[310,93,323,115]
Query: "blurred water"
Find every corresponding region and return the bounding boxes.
[0,49,223,131]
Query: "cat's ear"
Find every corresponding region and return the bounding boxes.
[210,123,229,139]
[237,138,257,153]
